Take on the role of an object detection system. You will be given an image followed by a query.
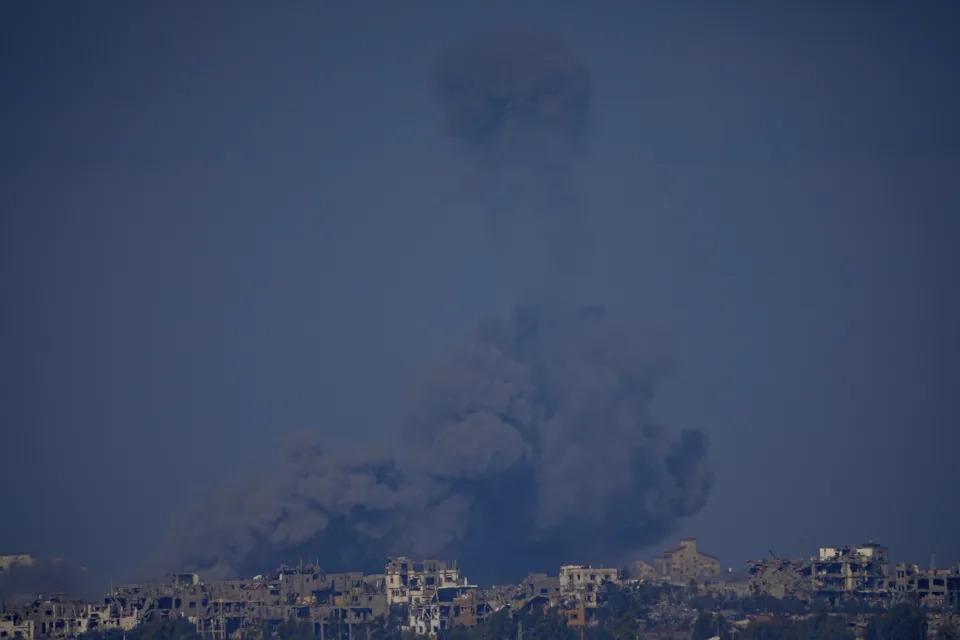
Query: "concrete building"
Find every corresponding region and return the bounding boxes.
[522,573,560,601]
[559,565,619,607]
[810,543,890,599]
[634,560,658,582]
[409,585,489,636]
[0,613,35,640]
[384,558,465,607]
[746,557,811,600]
[894,563,960,608]
[654,539,721,582]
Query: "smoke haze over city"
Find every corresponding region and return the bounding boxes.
[1,1,958,593]
[149,26,712,585]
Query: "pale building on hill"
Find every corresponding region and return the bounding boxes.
[654,539,721,582]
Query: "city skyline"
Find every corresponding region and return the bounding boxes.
[2,0,958,594]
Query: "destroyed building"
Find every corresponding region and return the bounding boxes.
[408,585,492,636]
[522,573,560,602]
[384,558,465,607]
[0,613,35,640]
[810,543,891,603]
[558,564,619,624]
[0,554,637,639]
[746,555,811,600]
[895,563,960,609]
[0,597,140,640]
[5,540,959,639]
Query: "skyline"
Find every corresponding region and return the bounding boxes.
[1,0,958,589]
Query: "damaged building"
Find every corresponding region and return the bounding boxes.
[6,541,959,639]
[1,562,390,640]
[384,558,465,607]
[810,543,891,603]
[894,563,960,609]
[746,555,811,600]
[408,585,492,636]
[1,613,35,640]
[746,543,960,609]
[522,573,560,602]
[0,597,140,640]
[556,565,620,626]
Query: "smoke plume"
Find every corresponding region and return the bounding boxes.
[151,27,713,585]
[153,307,711,584]
[430,26,593,299]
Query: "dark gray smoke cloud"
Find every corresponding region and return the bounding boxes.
[152,306,712,584]
[151,27,713,585]
[430,26,593,298]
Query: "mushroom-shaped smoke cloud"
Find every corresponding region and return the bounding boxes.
[430,27,594,298]
[152,27,713,585]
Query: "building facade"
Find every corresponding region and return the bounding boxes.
[654,539,721,582]
[810,543,890,598]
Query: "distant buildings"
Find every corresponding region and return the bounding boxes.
[811,543,890,597]
[746,556,810,600]
[653,539,721,583]
[894,562,960,609]
[4,539,960,639]
[745,542,960,609]
[384,558,465,607]
[558,565,620,608]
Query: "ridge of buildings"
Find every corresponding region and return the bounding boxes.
[2,539,960,640]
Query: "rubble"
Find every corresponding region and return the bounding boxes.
[746,556,811,600]
[2,541,959,639]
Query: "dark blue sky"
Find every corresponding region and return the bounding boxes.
[2,1,958,585]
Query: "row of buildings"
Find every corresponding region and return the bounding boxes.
[3,540,960,639]
[745,543,960,608]
[626,538,960,609]
[0,555,625,640]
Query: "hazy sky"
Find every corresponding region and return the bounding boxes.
[2,1,958,586]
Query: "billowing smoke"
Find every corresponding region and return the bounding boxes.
[430,26,593,299]
[151,27,713,585]
[153,307,711,584]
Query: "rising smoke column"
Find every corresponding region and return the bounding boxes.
[153,308,712,584]
[429,26,593,299]
[151,27,713,585]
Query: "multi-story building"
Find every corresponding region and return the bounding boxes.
[384,558,465,607]
[810,543,890,600]
[408,585,490,636]
[654,539,721,582]
[558,565,619,607]
[894,563,960,608]
[522,573,560,601]
[0,612,35,640]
